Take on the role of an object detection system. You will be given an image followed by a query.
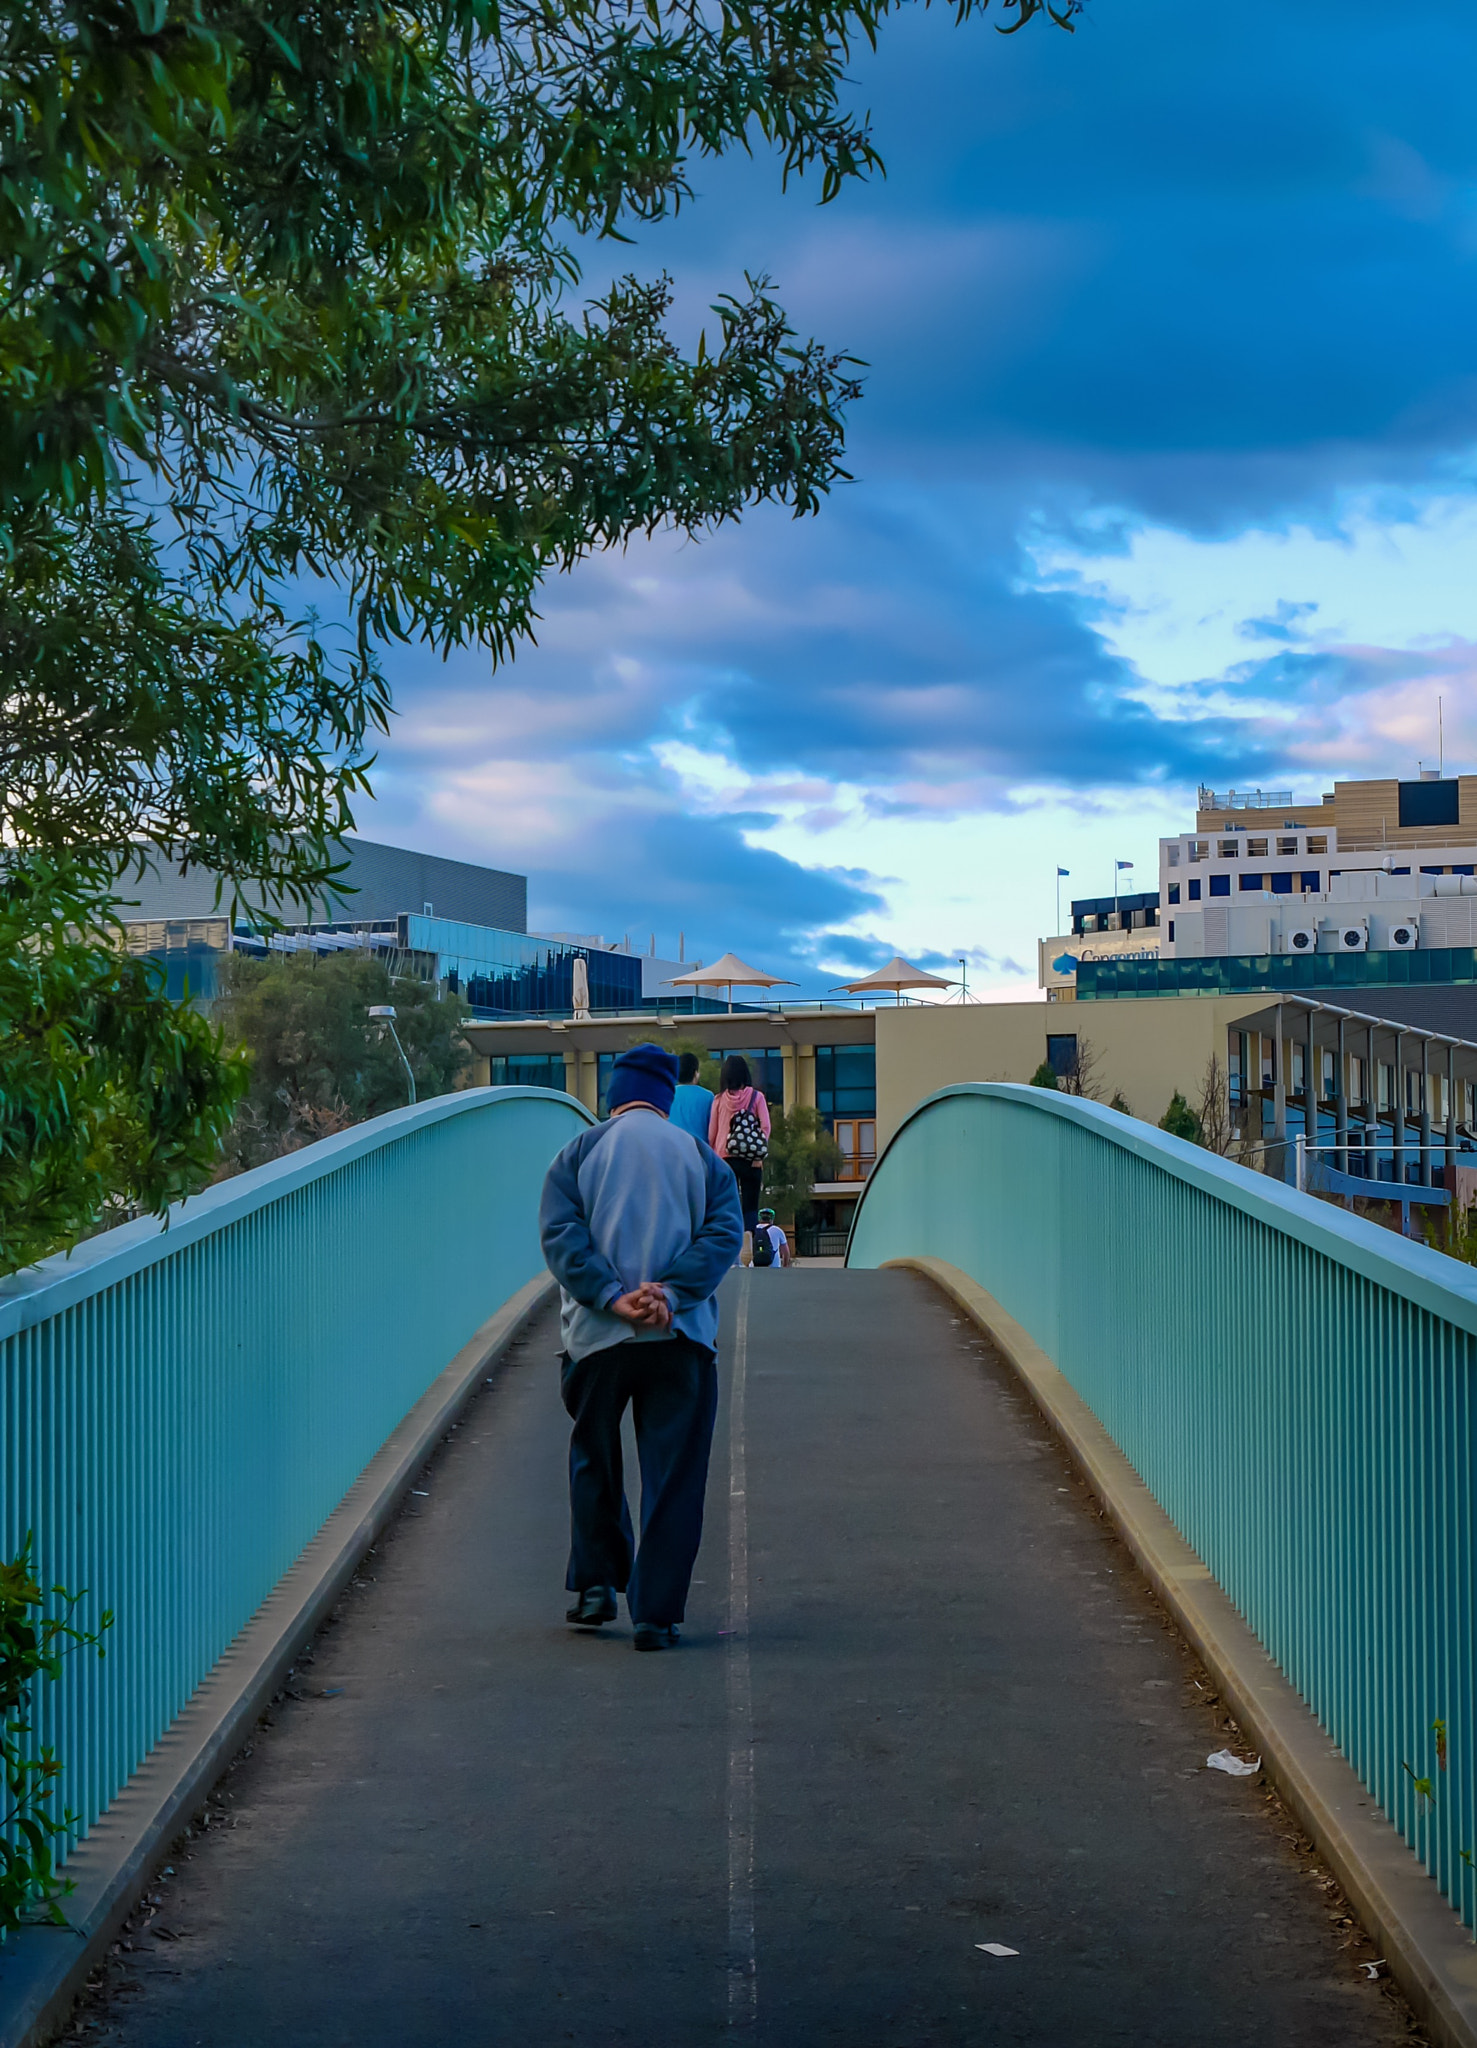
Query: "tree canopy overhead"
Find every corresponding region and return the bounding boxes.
[0,0,1074,1268]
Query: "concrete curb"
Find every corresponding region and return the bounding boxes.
[889,1255,1477,2048]
[0,1273,557,2048]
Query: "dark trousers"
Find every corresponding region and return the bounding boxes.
[560,1335,719,1625]
[730,1159,763,1234]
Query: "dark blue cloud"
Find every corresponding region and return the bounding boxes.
[368,0,1477,972]
[632,0,1477,519]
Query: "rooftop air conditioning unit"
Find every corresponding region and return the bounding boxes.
[1390,922,1419,951]
[1339,923,1368,952]
[1286,926,1319,955]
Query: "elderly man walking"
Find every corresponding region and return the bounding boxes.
[539,1042,743,1650]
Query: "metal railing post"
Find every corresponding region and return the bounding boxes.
[1393,1029,1406,1189]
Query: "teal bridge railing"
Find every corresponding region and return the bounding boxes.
[848,1084,1477,1927]
[0,1085,590,1862]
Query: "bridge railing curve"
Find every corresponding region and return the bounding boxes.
[847,1082,1477,1927]
[0,1085,591,1859]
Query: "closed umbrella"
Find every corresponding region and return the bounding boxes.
[831,955,955,1005]
[571,955,591,1020]
[666,951,796,1015]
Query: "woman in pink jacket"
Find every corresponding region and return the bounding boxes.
[708,1054,771,1262]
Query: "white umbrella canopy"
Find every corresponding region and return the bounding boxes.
[831,955,955,1003]
[571,955,591,1020]
[667,952,796,1013]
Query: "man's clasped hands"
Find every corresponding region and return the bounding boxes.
[609,1281,673,1331]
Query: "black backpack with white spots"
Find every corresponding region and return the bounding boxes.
[725,1091,768,1164]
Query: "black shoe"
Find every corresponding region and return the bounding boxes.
[566,1586,618,1627]
[632,1623,680,1652]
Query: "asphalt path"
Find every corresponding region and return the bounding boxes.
[74,1269,1416,2046]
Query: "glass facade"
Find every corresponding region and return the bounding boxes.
[487,1054,568,1091]
[1078,947,1477,1001]
[814,1044,877,1122]
[125,918,231,1003]
[398,915,642,1018]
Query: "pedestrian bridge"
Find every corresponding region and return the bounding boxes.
[2,1086,1475,2046]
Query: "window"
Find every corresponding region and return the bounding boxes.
[1239,873,1264,891]
[1421,865,1444,875]
[1167,883,1180,904]
[489,1053,567,1091]
[1277,836,1299,856]
[1270,872,1293,894]
[1291,1046,1305,1094]
[1398,778,1460,828]
[814,1043,876,1121]
[1349,1055,1364,1107]
[1322,1050,1335,1098]
[1247,837,1268,857]
[1306,835,1328,854]
[1167,920,1175,941]
[1391,866,1410,875]
[831,1118,876,1181]
[1378,1063,1393,1112]
[1045,1034,1078,1076]
[1187,879,1202,901]
[1300,871,1320,892]
[1456,866,1475,878]
[1218,839,1238,858]
[1209,874,1230,897]
[1166,844,1180,867]
[1188,840,1207,862]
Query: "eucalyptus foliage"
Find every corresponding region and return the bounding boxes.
[0,0,1073,1264]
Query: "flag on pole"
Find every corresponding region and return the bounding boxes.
[1057,867,1070,877]
[1115,860,1133,870]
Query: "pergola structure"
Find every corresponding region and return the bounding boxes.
[1229,994,1477,1199]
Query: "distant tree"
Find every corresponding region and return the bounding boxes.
[1108,1091,1132,1116]
[214,952,470,1174]
[1195,1054,1234,1156]
[1029,1063,1060,1090]
[661,1035,722,1095]
[1159,1091,1201,1144]
[1058,1036,1103,1100]
[762,1106,842,1226]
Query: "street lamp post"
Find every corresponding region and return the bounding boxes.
[368,1005,416,1106]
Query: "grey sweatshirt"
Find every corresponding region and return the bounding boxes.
[539,1109,744,1361]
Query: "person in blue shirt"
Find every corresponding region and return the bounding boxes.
[539,1042,743,1650]
[668,1050,715,1143]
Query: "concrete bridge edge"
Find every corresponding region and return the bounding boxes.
[887,1254,1477,2048]
[0,1272,559,2048]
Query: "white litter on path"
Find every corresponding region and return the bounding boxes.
[976,1943,1020,1958]
[1206,1748,1261,1777]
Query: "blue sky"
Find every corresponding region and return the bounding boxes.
[356,0,1477,995]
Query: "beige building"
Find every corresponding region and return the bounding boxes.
[1193,775,1477,849]
[466,991,1266,1159]
[869,995,1251,1146]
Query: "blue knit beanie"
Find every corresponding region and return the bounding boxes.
[607,1041,678,1116]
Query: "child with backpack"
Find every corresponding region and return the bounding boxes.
[708,1054,771,1265]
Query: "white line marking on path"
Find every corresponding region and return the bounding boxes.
[728,1275,757,2030]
